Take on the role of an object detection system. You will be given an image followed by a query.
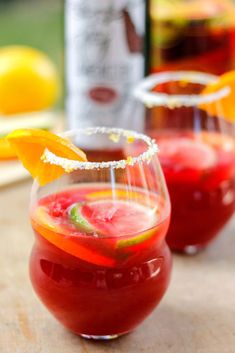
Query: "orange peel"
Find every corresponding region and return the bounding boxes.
[201,70,235,123]
[6,128,87,186]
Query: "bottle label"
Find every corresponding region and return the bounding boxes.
[66,0,145,135]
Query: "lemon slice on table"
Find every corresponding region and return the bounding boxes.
[6,129,87,186]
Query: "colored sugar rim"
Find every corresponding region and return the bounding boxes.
[42,127,159,171]
[133,71,230,108]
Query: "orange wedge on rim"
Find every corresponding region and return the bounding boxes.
[6,129,87,186]
[201,70,235,123]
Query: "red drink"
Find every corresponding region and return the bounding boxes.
[133,71,235,252]
[83,148,125,162]
[154,131,235,251]
[29,184,171,337]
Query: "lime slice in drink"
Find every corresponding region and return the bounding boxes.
[69,200,157,248]
[116,227,157,249]
[69,204,95,233]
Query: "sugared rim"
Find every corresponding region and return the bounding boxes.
[134,71,230,108]
[41,127,159,171]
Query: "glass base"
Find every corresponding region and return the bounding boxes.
[80,334,120,340]
[170,244,204,255]
[180,245,202,255]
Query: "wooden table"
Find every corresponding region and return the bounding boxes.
[0,181,235,353]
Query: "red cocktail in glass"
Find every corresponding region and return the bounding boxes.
[29,127,172,339]
[134,72,235,253]
[156,130,235,251]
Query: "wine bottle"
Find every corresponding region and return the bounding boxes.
[65,0,147,141]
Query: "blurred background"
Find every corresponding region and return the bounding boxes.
[0,0,234,109]
[0,0,63,60]
[1,0,235,107]
[0,0,64,183]
[0,0,64,106]
[0,0,235,186]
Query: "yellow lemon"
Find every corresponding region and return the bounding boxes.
[0,46,60,115]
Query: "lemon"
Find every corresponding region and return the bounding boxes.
[0,46,60,115]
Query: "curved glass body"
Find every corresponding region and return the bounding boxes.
[29,127,172,339]
[134,71,235,253]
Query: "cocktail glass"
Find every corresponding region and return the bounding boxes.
[29,127,172,339]
[134,71,235,253]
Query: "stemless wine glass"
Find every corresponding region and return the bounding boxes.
[134,71,235,254]
[29,127,172,340]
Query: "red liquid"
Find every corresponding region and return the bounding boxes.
[154,131,235,251]
[30,185,171,337]
[83,148,125,162]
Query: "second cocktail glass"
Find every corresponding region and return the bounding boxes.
[134,71,235,253]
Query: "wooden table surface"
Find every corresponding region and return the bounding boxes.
[0,181,235,353]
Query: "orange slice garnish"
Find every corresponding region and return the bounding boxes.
[201,70,235,123]
[6,129,87,186]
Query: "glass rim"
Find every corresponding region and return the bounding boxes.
[133,71,230,107]
[42,127,159,171]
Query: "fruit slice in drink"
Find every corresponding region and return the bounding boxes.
[158,137,216,169]
[157,135,217,183]
[31,203,116,267]
[32,189,161,267]
[70,198,158,246]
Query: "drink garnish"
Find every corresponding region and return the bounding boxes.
[108,132,138,145]
[126,156,134,165]
[6,128,87,186]
[116,228,157,249]
[201,70,235,123]
[158,136,216,170]
[32,203,115,267]
[109,133,120,143]
[126,135,135,143]
[69,203,95,234]
[67,198,158,248]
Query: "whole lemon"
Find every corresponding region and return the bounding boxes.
[0,46,60,115]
